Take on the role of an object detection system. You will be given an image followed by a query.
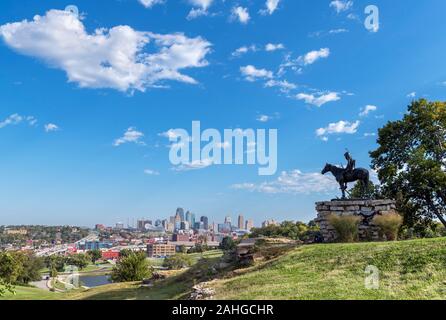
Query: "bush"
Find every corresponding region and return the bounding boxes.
[163,254,193,270]
[327,215,361,243]
[111,251,152,283]
[373,213,403,241]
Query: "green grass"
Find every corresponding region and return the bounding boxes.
[211,238,446,300]
[0,286,61,300]
[66,251,225,300]
[5,241,446,300]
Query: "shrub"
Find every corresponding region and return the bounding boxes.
[163,254,193,270]
[111,251,152,282]
[373,213,403,241]
[327,215,361,243]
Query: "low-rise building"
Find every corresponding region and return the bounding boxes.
[147,243,176,258]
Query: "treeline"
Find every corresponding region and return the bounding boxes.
[249,221,320,242]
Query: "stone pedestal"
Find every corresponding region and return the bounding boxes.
[315,199,396,242]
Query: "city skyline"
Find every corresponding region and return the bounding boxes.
[1,1,446,226]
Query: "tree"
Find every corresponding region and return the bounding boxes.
[349,181,380,199]
[111,251,152,283]
[66,254,90,270]
[15,253,45,284]
[0,252,23,284]
[370,99,446,228]
[220,236,236,251]
[163,254,193,270]
[87,250,102,264]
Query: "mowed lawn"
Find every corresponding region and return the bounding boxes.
[1,286,61,300]
[211,238,446,300]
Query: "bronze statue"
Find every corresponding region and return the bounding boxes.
[321,152,370,199]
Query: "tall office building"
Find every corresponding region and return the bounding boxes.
[174,213,182,231]
[176,208,185,222]
[225,216,232,226]
[200,216,209,230]
[245,219,254,231]
[186,211,196,227]
[238,215,245,230]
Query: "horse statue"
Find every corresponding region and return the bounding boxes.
[321,161,370,199]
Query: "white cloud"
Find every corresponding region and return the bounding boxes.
[298,48,330,66]
[264,79,296,92]
[265,43,284,52]
[44,123,59,132]
[144,169,160,175]
[138,0,164,8]
[364,132,376,137]
[329,28,349,34]
[0,10,212,92]
[0,114,37,129]
[114,127,145,147]
[187,0,214,19]
[316,120,360,138]
[232,169,339,194]
[329,0,353,13]
[231,7,250,24]
[159,129,181,140]
[260,0,280,15]
[256,113,279,123]
[240,65,273,82]
[295,92,340,107]
[359,105,377,117]
[231,45,257,57]
[172,158,214,172]
[407,92,416,98]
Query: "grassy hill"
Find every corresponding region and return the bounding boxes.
[3,239,446,300]
[210,238,446,300]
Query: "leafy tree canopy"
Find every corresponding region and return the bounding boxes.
[370,99,446,228]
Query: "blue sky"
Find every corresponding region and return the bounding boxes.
[1,0,446,227]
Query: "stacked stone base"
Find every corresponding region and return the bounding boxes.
[315,199,396,242]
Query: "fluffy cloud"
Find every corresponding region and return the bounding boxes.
[232,169,339,194]
[265,43,284,52]
[240,65,273,82]
[330,0,353,13]
[407,92,417,98]
[359,105,377,117]
[0,114,37,129]
[231,7,250,24]
[256,113,280,123]
[260,0,280,15]
[264,79,296,92]
[298,48,330,65]
[0,10,212,92]
[295,92,340,107]
[138,0,164,8]
[172,158,214,172]
[231,45,257,57]
[316,120,360,139]
[44,123,59,132]
[114,127,145,146]
[187,0,214,19]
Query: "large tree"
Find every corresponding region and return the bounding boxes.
[370,99,446,228]
[111,251,152,283]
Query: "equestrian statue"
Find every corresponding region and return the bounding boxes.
[321,151,370,199]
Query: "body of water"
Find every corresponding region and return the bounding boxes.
[79,275,111,288]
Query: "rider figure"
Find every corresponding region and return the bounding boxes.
[343,151,356,180]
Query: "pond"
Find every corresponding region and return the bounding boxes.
[79,275,111,288]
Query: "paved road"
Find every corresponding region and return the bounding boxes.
[30,276,50,291]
